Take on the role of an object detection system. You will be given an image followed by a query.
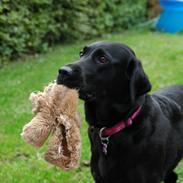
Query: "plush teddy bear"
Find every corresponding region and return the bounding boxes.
[21,83,81,171]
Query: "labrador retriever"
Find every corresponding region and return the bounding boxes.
[57,41,183,183]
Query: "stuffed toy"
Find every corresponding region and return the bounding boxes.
[21,83,81,171]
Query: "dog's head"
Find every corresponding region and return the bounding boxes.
[57,41,151,104]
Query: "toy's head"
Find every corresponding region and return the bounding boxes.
[21,83,81,170]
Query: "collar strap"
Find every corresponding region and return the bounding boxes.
[100,106,142,138]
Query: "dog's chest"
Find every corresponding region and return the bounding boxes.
[97,151,145,182]
[90,131,140,176]
[89,127,162,182]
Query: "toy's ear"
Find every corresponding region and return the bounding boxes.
[126,58,151,104]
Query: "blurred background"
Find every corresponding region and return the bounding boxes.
[0,0,160,64]
[0,0,183,182]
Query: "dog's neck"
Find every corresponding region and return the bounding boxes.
[84,95,146,128]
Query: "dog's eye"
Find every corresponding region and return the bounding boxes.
[98,56,108,64]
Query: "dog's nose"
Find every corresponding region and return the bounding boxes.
[58,66,73,78]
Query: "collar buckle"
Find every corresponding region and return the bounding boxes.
[99,127,109,155]
[99,127,109,142]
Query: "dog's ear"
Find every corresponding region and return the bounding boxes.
[126,58,151,104]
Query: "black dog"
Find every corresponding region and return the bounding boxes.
[57,41,183,183]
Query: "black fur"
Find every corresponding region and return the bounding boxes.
[57,41,183,183]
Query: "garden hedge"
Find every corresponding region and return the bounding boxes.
[0,0,147,63]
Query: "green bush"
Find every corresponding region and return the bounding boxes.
[0,0,147,63]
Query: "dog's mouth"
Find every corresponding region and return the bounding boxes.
[78,89,96,101]
[57,75,96,101]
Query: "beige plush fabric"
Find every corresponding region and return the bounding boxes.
[21,83,81,171]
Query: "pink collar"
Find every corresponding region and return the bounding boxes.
[100,106,142,138]
[99,106,142,155]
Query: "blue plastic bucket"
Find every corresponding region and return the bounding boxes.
[156,0,183,33]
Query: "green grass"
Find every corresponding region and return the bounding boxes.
[0,30,183,183]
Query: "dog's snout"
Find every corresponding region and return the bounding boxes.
[57,62,83,87]
[58,66,73,77]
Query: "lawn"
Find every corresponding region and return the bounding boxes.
[0,30,183,183]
